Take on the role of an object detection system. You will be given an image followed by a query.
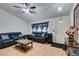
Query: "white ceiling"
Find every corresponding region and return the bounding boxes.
[0,3,73,22]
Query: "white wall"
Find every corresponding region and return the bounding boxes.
[55,16,70,44]
[0,9,28,35]
[28,15,70,44]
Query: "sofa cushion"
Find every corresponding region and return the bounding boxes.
[3,39,13,43]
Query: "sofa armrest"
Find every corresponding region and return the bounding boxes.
[26,35,32,39]
[44,34,48,39]
[0,39,4,48]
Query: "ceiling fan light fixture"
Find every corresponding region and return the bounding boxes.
[25,9,29,13]
[22,8,29,13]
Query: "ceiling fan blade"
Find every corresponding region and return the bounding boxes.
[14,6,22,8]
[25,3,30,7]
[29,6,36,9]
[29,10,36,14]
[29,10,33,13]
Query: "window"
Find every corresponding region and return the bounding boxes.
[32,22,49,33]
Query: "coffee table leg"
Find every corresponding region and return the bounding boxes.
[31,42,33,48]
[23,45,27,52]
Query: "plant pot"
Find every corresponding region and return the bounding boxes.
[68,42,75,46]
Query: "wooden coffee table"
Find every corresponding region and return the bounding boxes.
[15,39,33,52]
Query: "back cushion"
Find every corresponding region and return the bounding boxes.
[17,33,24,39]
[11,35,17,39]
[35,33,41,37]
[1,35,9,40]
[18,34,23,37]
[11,32,22,39]
[32,32,47,37]
[32,33,35,36]
[10,33,18,39]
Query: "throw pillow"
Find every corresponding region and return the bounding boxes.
[41,33,45,37]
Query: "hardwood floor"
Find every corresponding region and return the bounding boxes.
[0,41,67,56]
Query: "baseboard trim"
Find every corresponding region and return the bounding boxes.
[51,43,67,50]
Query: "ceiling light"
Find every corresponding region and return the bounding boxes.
[58,7,62,12]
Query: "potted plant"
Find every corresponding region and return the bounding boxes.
[65,26,76,45]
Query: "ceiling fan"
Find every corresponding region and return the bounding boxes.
[14,3,36,14]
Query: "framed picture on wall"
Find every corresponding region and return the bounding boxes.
[74,4,79,43]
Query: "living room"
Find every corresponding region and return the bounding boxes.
[0,3,78,56]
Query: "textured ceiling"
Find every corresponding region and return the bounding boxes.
[0,3,73,22]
